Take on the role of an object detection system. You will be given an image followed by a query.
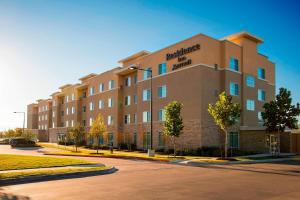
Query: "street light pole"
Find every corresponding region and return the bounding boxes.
[13,111,26,134]
[130,66,154,156]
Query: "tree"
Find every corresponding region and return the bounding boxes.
[262,88,300,154]
[89,114,107,154]
[163,101,184,157]
[67,123,85,152]
[208,92,241,158]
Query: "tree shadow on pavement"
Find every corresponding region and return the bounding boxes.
[0,189,30,200]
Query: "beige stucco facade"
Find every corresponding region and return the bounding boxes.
[27,31,275,151]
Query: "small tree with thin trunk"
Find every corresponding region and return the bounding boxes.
[163,101,184,157]
[262,88,300,155]
[208,92,241,158]
[67,123,85,152]
[89,114,107,154]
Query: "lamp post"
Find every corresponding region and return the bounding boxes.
[129,65,154,156]
[13,111,25,134]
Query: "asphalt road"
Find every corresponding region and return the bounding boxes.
[1,145,300,200]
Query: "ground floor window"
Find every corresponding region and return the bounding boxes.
[108,133,113,146]
[99,134,104,145]
[57,133,66,141]
[133,132,137,146]
[229,132,239,149]
[143,132,150,149]
[158,132,165,148]
[89,137,94,145]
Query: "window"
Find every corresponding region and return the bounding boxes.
[108,115,113,125]
[230,82,239,96]
[71,93,75,101]
[61,111,64,116]
[230,57,239,71]
[125,96,131,106]
[38,116,41,122]
[66,108,69,115]
[41,115,44,120]
[83,120,86,126]
[71,106,75,114]
[53,100,56,106]
[45,105,48,111]
[258,111,263,122]
[45,115,47,120]
[82,91,87,98]
[134,94,138,104]
[143,68,152,80]
[158,109,165,121]
[134,113,137,124]
[89,87,95,96]
[143,132,151,149]
[108,98,113,108]
[108,133,113,145]
[246,75,255,87]
[158,132,165,147]
[124,114,130,124]
[99,100,104,109]
[89,102,94,111]
[258,89,266,101]
[246,99,255,111]
[108,80,115,90]
[66,121,69,127]
[229,132,239,148]
[45,125,47,130]
[125,77,131,87]
[82,106,86,113]
[143,89,150,101]
[99,83,104,92]
[66,95,69,103]
[52,111,55,118]
[258,67,265,79]
[71,120,74,127]
[89,118,93,126]
[52,122,55,128]
[158,85,167,98]
[133,133,137,145]
[158,63,167,75]
[143,111,150,123]
[134,74,138,84]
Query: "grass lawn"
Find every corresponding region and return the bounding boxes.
[0,154,94,171]
[0,166,110,180]
[39,142,203,161]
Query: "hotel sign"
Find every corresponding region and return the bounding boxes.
[166,44,200,70]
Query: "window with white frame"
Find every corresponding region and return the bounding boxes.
[258,111,263,122]
[108,115,113,125]
[38,116,41,121]
[99,100,104,109]
[246,99,255,111]
[134,113,137,124]
[71,120,74,127]
[125,76,131,87]
[99,83,104,92]
[52,122,55,128]
[53,100,56,106]
[246,75,255,87]
[158,85,167,98]
[143,111,150,123]
[89,117,93,126]
[125,96,131,106]
[45,125,47,130]
[258,89,266,101]
[134,94,138,104]
[230,82,239,96]
[71,93,75,101]
[124,114,130,124]
[89,102,94,111]
[72,106,75,114]
[52,111,55,118]
[45,105,48,111]
[108,80,115,90]
[66,108,69,115]
[143,89,150,101]
[66,121,69,127]
[158,109,165,121]
[143,68,152,80]
[108,98,113,108]
[158,63,167,75]
[45,115,47,120]
[89,87,95,96]
[66,95,69,103]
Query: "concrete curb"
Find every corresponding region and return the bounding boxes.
[181,157,296,167]
[0,167,117,186]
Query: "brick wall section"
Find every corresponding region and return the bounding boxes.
[239,130,269,153]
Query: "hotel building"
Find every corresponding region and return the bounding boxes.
[27,31,275,152]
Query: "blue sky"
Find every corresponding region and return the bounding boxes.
[0,0,299,130]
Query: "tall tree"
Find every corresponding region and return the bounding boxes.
[163,101,184,157]
[89,114,107,154]
[262,88,300,154]
[67,123,85,152]
[208,92,241,158]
